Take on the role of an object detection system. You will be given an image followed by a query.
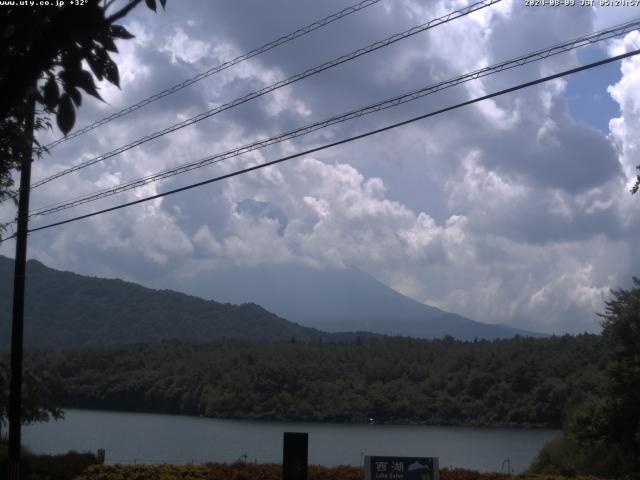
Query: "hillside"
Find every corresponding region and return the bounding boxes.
[0,256,358,348]
[0,256,540,348]
[183,263,541,340]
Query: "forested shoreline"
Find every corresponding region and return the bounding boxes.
[13,334,606,428]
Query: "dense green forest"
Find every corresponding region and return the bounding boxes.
[0,256,377,348]
[15,334,606,428]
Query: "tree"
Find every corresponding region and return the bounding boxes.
[598,277,640,473]
[0,362,63,441]
[529,278,640,478]
[0,0,166,212]
[0,0,169,436]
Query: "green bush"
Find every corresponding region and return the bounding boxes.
[527,433,635,478]
[0,443,99,480]
[72,463,606,480]
[25,451,100,480]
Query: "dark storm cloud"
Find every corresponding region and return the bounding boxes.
[480,105,621,193]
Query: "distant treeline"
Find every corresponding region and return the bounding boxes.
[22,334,605,428]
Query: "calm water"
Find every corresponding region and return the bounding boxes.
[23,409,559,473]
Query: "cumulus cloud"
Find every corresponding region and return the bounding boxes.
[608,32,640,184]
[3,0,640,335]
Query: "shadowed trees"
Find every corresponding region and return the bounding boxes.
[530,278,640,478]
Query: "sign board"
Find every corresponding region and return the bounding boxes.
[364,456,439,480]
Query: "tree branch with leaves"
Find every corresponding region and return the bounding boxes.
[0,0,167,214]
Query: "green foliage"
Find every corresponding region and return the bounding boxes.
[0,257,338,348]
[0,0,164,132]
[0,446,98,480]
[527,432,634,479]
[17,334,606,428]
[530,278,640,479]
[0,361,64,439]
[0,105,50,207]
[599,278,640,457]
[0,0,165,220]
[25,450,100,480]
[70,463,604,480]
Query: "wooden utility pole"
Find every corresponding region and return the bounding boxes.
[8,94,36,480]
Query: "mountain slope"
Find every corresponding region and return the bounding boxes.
[0,256,350,348]
[183,263,541,340]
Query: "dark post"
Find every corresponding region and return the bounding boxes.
[283,432,308,480]
[8,95,36,480]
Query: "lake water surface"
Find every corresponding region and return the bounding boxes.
[23,409,559,473]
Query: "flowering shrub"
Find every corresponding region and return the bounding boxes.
[72,464,604,480]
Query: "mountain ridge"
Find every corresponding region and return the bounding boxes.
[183,262,542,340]
[0,256,376,348]
[0,256,541,348]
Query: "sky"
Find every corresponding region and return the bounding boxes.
[2,0,640,334]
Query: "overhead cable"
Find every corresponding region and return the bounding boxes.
[42,0,384,150]
[9,47,636,239]
[28,19,640,218]
[30,0,502,189]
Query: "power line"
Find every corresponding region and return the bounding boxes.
[28,19,640,218]
[9,47,636,240]
[42,0,384,150]
[30,0,502,189]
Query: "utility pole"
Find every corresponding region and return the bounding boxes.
[8,93,36,480]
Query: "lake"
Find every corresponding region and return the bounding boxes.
[23,409,559,473]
